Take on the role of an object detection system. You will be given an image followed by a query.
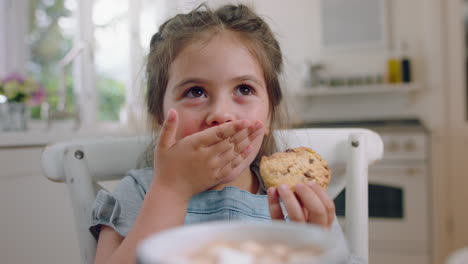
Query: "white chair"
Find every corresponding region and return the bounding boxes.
[41,128,383,264]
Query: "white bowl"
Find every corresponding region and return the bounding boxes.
[137,221,348,264]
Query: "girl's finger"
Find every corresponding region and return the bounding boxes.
[218,148,252,183]
[216,146,240,169]
[231,120,263,146]
[267,187,285,220]
[278,184,305,222]
[228,144,254,169]
[157,109,178,150]
[208,121,263,165]
[306,181,336,227]
[214,130,262,169]
[195,120,251,147]
[205,131,242,157]
[233,122,264,155]
[295,183,328,227]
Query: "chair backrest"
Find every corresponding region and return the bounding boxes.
[41,128,383,264]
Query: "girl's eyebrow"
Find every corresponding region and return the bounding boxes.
[233,75,264,86]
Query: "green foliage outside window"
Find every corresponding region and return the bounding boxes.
[97,76,126,121]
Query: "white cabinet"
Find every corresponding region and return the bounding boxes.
[0,146,81,264]
[0,125,133,263]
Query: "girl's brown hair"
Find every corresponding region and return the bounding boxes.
[146,3,285,163]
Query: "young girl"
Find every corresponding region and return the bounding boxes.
[90,3,342,264]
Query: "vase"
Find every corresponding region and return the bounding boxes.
[0,102,28,131]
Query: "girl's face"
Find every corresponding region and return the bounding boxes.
[163,31,270,158]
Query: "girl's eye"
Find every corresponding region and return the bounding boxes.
[235,84,254,96]
[185,87,206,98]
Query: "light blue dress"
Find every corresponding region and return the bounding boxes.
[89,166,364,263]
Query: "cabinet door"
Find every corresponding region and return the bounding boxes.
[445,0,468,259]
[0,147,80,264]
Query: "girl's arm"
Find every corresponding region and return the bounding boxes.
[95,183,189,264]
[95,109,264,264]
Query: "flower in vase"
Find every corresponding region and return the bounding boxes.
[30,84,46,106]
[0,73,46,105]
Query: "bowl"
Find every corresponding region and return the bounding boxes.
[137,221,348,264]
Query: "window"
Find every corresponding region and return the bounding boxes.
[93,0,128,121]
[80,0,167,125]
[28,0,77,119]
[4,0,168,128]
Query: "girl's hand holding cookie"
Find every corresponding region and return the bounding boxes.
[153,109,264,199]
[267,182,336,229]
[261,147,334,228]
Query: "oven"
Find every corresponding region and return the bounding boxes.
[297,120,431,264]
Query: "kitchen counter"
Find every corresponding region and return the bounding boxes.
[0,120,140,148]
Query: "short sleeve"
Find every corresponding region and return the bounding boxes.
[88,169,152,240]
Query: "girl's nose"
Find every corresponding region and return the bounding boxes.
[206,104,235,127]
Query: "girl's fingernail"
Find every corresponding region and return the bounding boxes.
[279,184,289,193]
[167,109,175,121]
[307,181,316,187]
[267,187,275,195]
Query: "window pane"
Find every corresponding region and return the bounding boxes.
[27,0,77,119]
[93,0,128,121]
[140,0,166,53]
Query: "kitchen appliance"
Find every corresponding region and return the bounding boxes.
[296,120,431,264]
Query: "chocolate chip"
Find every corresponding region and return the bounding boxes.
[304,171,312,178]
[287,165,293,172]
[309,158,314,164]
[285,149,294,153]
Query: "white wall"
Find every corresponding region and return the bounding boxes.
[174,0,445,131]
[254,0,444,130]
